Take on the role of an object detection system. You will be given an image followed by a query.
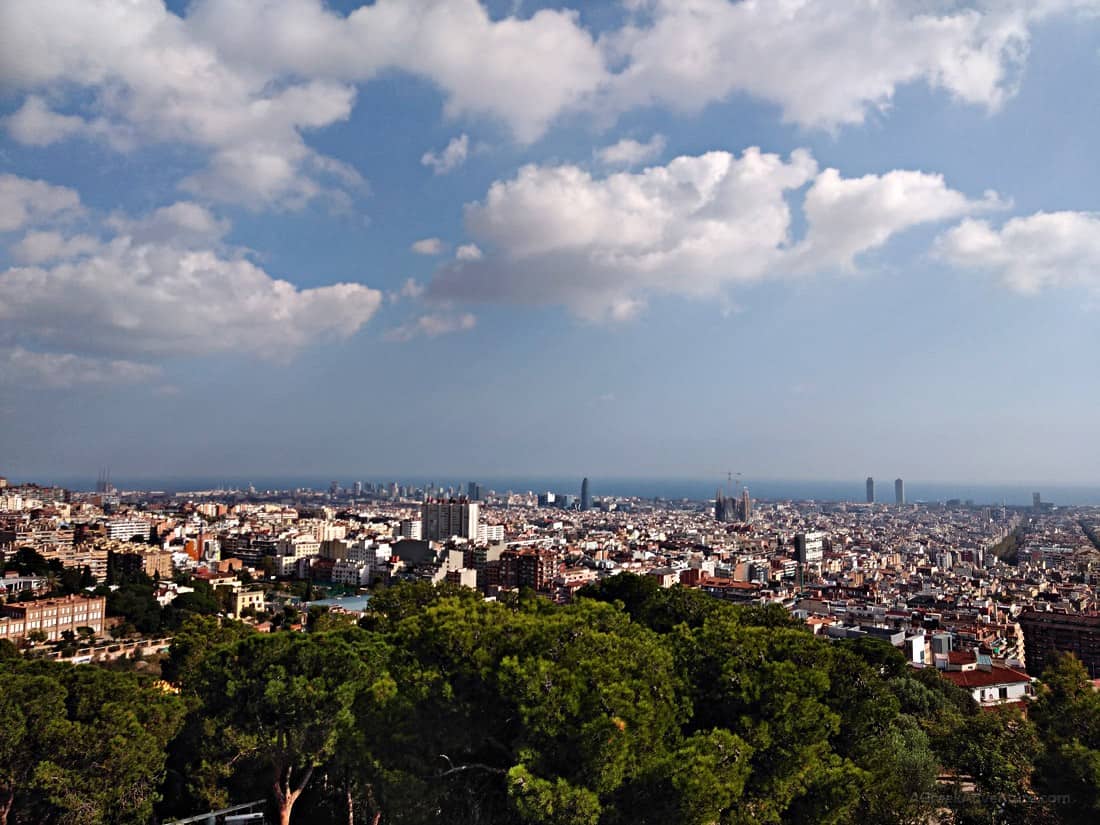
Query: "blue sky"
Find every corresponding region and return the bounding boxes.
[2,0,1100,485]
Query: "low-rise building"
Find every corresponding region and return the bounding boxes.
[231,589,267,618]
[937,651,1033,707]
[0,594,106,642]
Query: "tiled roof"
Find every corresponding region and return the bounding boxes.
[940,664,1031,689]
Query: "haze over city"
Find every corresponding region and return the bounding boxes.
[3,1,1100,484]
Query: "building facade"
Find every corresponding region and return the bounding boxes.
[0,594,106,642]
[421,499,479,541]
[1020,610,1100,678]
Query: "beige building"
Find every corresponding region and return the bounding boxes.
[232,589,266,618]
[45,541,109,582]
[105,540,174,579]
[0,594,106,642]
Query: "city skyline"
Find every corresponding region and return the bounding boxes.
[1,468,1087,509]
[4,2,1100,482]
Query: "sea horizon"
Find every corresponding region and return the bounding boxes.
[14,474,1100,507]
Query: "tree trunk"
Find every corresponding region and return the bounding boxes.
[346,784,353,825]
[273,763,314,825]
[0,785,13,825]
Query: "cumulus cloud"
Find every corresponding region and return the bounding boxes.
[0,0,604,206]
[3,96,87,146]
[411,237,446,256]
[431,147,817,318]
[936,211,1100,293]
[0,240,382,359]
[1,0,1094,213]
[0,174,81,232]
[430,147,997,319]
[455,243,483,261]
[0,2,362,208]
[596,134,666,168]
[186,0,607,144]
[384,312,477,342]
[0,347,162,388]
[600,0,1090,130]
[0,176,384,369]
[105,201,230,247]
[388,278,425,302]
[790,168,1005,270]
[422,134,470,175]
[11,231,99,264]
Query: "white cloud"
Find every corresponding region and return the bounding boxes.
[0,174,81,232]
[791,168,1005,270]
[596,134,666,168]
[3,96,87,146]
[936,211,1100,293]
[11,231,99,264]
[186,0,607,144]
[384,312,477,342]
[411,237,446,256]
[105,201,230,247]
[430,147,996,319]
[599,0,1085,130]
[422,134,470,175]
[0,0,604,207]
[389,278,425,302]
[0,184,384,360]
[1,0,1094,216]
[455,243,483,261]
[0,241,382,359]
[0,347,162,388]
[0,2,362,208]
[433,147,816,318]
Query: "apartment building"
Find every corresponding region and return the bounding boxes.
[0,594,107,642]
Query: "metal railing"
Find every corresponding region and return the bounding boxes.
[162,799,266,824]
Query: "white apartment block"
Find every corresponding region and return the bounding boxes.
[478,524,505,543]
[105,518,151,541]
[274,534,320,577]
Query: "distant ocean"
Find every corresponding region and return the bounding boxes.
[33,475,1100,507]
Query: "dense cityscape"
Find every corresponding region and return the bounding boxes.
[6,470,1100,681]
[4,469,1100,822]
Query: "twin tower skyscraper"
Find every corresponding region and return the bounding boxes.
[866,476,905,505]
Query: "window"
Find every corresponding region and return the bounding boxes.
[999,687,1008,700]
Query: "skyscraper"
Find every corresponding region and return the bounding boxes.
[895,478,905,506]
[866,476,874,504]
[467,481,482,501]
[580,477,590,511]
[1033,492,1042,510]
[741,488,752,521]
